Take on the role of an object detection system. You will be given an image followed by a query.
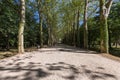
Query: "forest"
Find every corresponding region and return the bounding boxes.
[0,0,120,57]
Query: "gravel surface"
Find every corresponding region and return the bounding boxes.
[0,45,120,80]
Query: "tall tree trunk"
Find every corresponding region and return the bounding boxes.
[73,13,76,46]
[40,15,43,48]
[18,0,25,53]
[38,11,43,48]
[108,25,112,49]
[7,34,10,50]
[38,0,43,48]
[76,8,80,47]
[48,25,50,46]
[84,0,88,49]
[73,10,77,47]
[6,30,10,50]
[100,0,113,53]
[48,20,52,47]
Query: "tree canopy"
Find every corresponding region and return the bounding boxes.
[0,0,120,54]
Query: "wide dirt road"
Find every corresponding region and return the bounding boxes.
[0,45,120,80]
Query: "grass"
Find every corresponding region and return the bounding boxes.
[89,45,120,62]
[0,47,38,59]
[89,45,120,57]
[0,51,16,59]
[110,48,120,57]
[100,47,120,62]
[100,53,120,62]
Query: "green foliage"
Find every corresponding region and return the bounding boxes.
[0,0,120,55]
[109,2,120,42]
[0,0,19,49]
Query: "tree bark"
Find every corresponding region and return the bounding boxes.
[47,20,52,47]
[73,10,76,47]
[108,25,112,49]
[18,0,25,53]
[100,0,113,53]
[84,0,88,49]
[40,15,43,48]
[38,0,43,48]
[73,9,79,47]
[76,8,80,47]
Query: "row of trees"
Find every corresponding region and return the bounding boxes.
[0,0,120,54]
[61,0,118,53]
[0,0,59,53]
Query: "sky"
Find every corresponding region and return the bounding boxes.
[28,0,120,25]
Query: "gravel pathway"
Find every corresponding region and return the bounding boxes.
[0,45,120,80]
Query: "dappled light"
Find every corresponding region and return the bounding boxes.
[0,0,120,80]
[0,56,118,80]
[0,45,120,80]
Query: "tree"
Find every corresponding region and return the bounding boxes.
[0,0,19,50]
[84,0,88,49]
[99,0,113,53]
[37,0,43,48]
[18,0,25,53]
[108,2,120,49]
[60,0,84,46]
[44,0,58,46]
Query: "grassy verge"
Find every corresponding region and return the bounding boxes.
[0,51,16,59]
[0,47,38,59]
[99,48,120,62]
[110,48,120,57]
[100,53,120,62]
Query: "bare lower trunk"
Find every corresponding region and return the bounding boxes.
[73,10,78,47]
[18,0,25,53]
[73,20,75,46]
[100,17,109,53]
[40,14,43,48]
[48,22,52,47]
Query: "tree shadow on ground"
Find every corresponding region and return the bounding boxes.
[0,61,50,80]
[0,52,118,80]
[46,62,118,80]
[0,61,118,80]
[58,48,98,54]
[38,44,98,54]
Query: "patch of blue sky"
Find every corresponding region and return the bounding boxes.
[34,11,39,23]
